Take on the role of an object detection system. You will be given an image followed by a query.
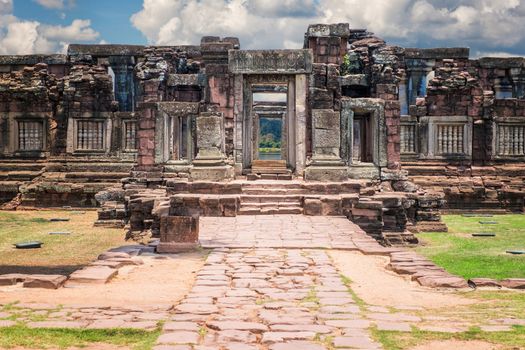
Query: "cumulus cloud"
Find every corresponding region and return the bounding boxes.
[0,3,99,54]
[130,0,525,56]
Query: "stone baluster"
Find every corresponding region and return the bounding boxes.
[457,125,462,153]
[518,126,525,155]
[437,125,443,154]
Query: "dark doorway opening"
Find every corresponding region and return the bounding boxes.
[353,114,373,163]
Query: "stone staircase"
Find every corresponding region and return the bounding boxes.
[0,160,46,205]
[239,182,304,215]
[14,160,134,208]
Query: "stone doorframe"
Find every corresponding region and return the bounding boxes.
[252,108,287,162]
[154,102,200,164]
[243,76,296,172]
[230,50,312,176]
[341,98,387,179]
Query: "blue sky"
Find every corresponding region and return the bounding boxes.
[1,0,525,57]
[12,0,146,44]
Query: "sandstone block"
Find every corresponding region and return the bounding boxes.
[23,275,67,289]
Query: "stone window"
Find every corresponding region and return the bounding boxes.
[18,121,43,151]
[400,124,417,154]
[352,114,373,163]
[436,124,464,155]
[76,120,105,151]
[421,116,472,159]
[496,124,525,156]
[123,121,137,150]
[495,77,513,99]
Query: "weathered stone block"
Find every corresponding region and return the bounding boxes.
[160,216,199,244]
[303,198,322,216]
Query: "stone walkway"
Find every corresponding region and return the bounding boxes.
[155,248,382,350]
[199,215,381,251]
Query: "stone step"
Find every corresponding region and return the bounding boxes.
[64,172,129,180]
[0,162,46,172]
[242,188,305,195]
[240,195,303,204]
[240,181,363,194]
[238,206,303,215]
[0,171,42,181]
[240,201,302,209]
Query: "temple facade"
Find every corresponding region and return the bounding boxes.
[1,23,525,242]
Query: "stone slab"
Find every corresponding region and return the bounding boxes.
[66,266,118,285]
[22,275,67,289]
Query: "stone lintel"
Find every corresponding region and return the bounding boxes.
[67,44,145,57]
[0,54,68,66]
[307,23,350,38]
[404,48,470,60]
[228,49,313,74]
[167,74,207,87]
[476,57,525,69]
[340,74,368,87]
[158,102,200,116]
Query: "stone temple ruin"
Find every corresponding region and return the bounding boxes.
[1,23,525,247]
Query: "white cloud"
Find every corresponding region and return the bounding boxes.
[0,0,12,14]
[130,0,525,56]
[0,4,99,54]
[35,0,65,9]
[34,0,75,10]
[131,0,316,49]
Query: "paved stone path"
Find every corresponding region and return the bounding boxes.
[200,215,379,250]
[155,248,382,350]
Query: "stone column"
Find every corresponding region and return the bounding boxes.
[304,109,348,181]
[190,112,234,181]
[295,74,307,175]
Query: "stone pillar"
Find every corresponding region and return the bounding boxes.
[136,103,157,169]
[156,216,199,253]
[295,74,307,175]
[190,112,234,181]
[305,109,348,181]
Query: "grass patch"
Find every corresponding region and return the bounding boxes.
[0,325,160,350]
[0,210,127,275]
[301,288,320,304]
[414,214,525,280]
[340,274,367,311]
[371,326,525,350]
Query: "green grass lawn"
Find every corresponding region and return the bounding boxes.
[372,326,525,350]
[415,214,525,280]
[0,325,160,350]
[0,210,127,275]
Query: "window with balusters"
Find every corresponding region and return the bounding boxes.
[123,121,137,151]
[400,124,417,154]
[76,120,105,151]
[436,124,464,155]
[496,124,525,156]
[18,121,44,151]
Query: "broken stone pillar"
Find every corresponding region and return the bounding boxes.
[305,109,348,181]
[156,216,200,253]
[190,112,234,181]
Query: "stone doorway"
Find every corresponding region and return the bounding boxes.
[230,49,311,177]
[251,89,289,175]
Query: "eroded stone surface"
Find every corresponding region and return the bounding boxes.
[155,248,382,349]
